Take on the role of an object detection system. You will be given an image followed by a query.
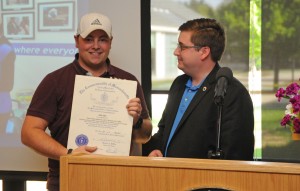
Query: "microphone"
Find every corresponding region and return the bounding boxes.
[214,67,233,105]
[208,67,233,159]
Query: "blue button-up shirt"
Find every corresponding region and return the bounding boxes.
[164,77,205,156]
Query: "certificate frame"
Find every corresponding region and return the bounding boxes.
[68,76,137,156]
[38,1,75,32]
[2,12,35,40]
[1,0,34,11]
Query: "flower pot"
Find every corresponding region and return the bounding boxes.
[292,133,300,141]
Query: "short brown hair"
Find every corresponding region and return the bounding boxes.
[179,18,226,62]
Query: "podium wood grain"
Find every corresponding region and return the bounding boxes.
[60,154,300,191]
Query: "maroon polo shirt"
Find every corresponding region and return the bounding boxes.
[26,54,149,190]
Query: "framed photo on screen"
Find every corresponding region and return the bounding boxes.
[38,1,75,31]
[2,12,35,40]
[1,0,34,11]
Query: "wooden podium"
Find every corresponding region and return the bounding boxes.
[60,154,300,191]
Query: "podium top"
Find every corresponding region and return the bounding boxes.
[61,154,300,175]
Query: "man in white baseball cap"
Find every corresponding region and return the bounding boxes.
[21,12,152,191]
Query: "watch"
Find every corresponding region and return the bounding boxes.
[67,148,73,154]
[133,117,143,129]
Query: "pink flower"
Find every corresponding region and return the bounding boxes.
[275,87,286,101]
[293,118,300,133]
[286,82,300,96]
[276,81,300,134]
[290,95,300,113]
[281,115,291,126]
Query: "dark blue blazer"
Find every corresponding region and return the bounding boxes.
[147,64,255,160]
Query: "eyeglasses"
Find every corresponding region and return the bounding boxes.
[177,43,202,51]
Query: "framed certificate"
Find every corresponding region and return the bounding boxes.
[2,12,35,40]
[67,75,137,156]
[37,1,74,31]
[1,0,34,11]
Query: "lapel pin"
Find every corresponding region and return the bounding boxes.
[203,87,207,91]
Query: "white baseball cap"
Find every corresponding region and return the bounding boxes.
[76,13,112,38]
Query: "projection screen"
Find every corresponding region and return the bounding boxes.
[0,0,141,172]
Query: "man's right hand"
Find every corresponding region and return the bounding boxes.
[73,145,97,154]
[148,149,163,157]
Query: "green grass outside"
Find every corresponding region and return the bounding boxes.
[262,109,291,147]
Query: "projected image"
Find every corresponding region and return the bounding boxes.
[2,12,35,39]
[0,0,86,174]
[0,11,17,138]
[7,90,33,134]
[1,0,34,11]
[38,1,74,31]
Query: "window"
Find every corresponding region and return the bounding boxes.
[149,0,300,162]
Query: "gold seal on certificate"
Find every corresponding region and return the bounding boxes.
[67,75,137,156]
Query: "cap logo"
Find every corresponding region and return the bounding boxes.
[91,19,102,25]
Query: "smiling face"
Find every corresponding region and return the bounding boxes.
[74,29,112,71]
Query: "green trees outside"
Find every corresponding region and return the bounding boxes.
[187,0,250,71]
[262,0,300,90]
[187,0,300,89]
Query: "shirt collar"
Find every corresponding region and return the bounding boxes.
[73,53,115,77]
[185,78,202,91]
